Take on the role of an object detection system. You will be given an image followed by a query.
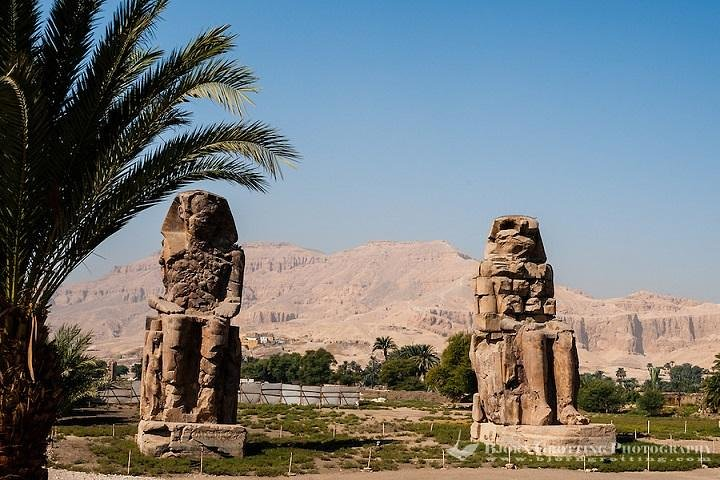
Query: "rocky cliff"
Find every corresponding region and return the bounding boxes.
[48,241,720,378]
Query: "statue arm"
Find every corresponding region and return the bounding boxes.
[214,247,245,319]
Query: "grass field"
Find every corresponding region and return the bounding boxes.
[588,413,720,440]
[49,404,720,476]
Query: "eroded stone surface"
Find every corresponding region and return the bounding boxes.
[137,420,246,458]
[138,191,245,456]
[470,216,588,427]
[476,422,617,456]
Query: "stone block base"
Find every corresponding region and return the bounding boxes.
[472,422,616,456]
[137,420,246,458]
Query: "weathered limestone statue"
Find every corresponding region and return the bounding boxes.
[137,190,246,457]
[470,216,615,455]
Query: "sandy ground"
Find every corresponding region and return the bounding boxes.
[49,467,720,480]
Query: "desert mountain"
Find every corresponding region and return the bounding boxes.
[49,241,720,379]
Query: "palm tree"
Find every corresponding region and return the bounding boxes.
[54,325,108,416]
[372,336,397,361]
[647,363,662,389]
[0,1,298,477]
[398,344,440,380]
[702,353,720,412]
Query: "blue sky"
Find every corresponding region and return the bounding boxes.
[65,1,720,301]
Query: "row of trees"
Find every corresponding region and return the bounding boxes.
[578,371,664,415]
[578,360,717,416]
[641,362,706,393]
[240,338,445,391]
[373,334,476,399]
[241,349,338,385]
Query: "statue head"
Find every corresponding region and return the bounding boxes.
[485,215,546,262]
[161,190,238,260]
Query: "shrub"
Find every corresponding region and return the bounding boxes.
[425,333,476,401]
[379,358,424,390]
[578,373,625,413]
[637,389,664,416]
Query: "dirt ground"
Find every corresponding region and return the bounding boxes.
[49,466,720,480]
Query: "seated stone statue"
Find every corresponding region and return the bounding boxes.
[470,216,588,430]
[140,190,244,426]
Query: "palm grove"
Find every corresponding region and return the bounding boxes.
[241,333,475,401]
[0,0,299,477]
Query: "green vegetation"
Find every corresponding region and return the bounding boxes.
[589,412,720,440]
[643,362,705,393]
[703,353,720,412]
[426,333,476,401]
[54,325,108,416]
[379,358,424,390]
[241,349,338,385]
[332,361,364,386]
[667,363,705,393]
[52,404,720,475]
[396,344,440,379]
[637,389,665,416]
[578,372,626,413]
[299,349,337,385]
[372,336,397,361]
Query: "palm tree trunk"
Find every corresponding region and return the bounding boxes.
[0,311,60,480]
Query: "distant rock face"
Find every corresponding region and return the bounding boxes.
[48,241,720,378]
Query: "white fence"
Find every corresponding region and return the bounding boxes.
[238,381,360,407]
[97,381,141,405]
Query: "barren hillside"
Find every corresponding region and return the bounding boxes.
[49,241,720,379]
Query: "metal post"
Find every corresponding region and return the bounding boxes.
[127,450,131,475]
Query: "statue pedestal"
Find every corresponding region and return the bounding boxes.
[137,420,246,458]
[473,422,616,456]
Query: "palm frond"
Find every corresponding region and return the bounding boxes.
[0,0,299,328]
[0,0,42,73]
[39,0,103,118]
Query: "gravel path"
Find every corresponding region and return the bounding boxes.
[49,467,720,480]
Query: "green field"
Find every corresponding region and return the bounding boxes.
[50,404,720,476]
[589,413,720,440]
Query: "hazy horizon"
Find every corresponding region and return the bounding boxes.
[61,0,720,302]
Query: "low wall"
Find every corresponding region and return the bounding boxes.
[238,381,360,407]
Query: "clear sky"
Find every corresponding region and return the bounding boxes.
[64,0,720,302]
